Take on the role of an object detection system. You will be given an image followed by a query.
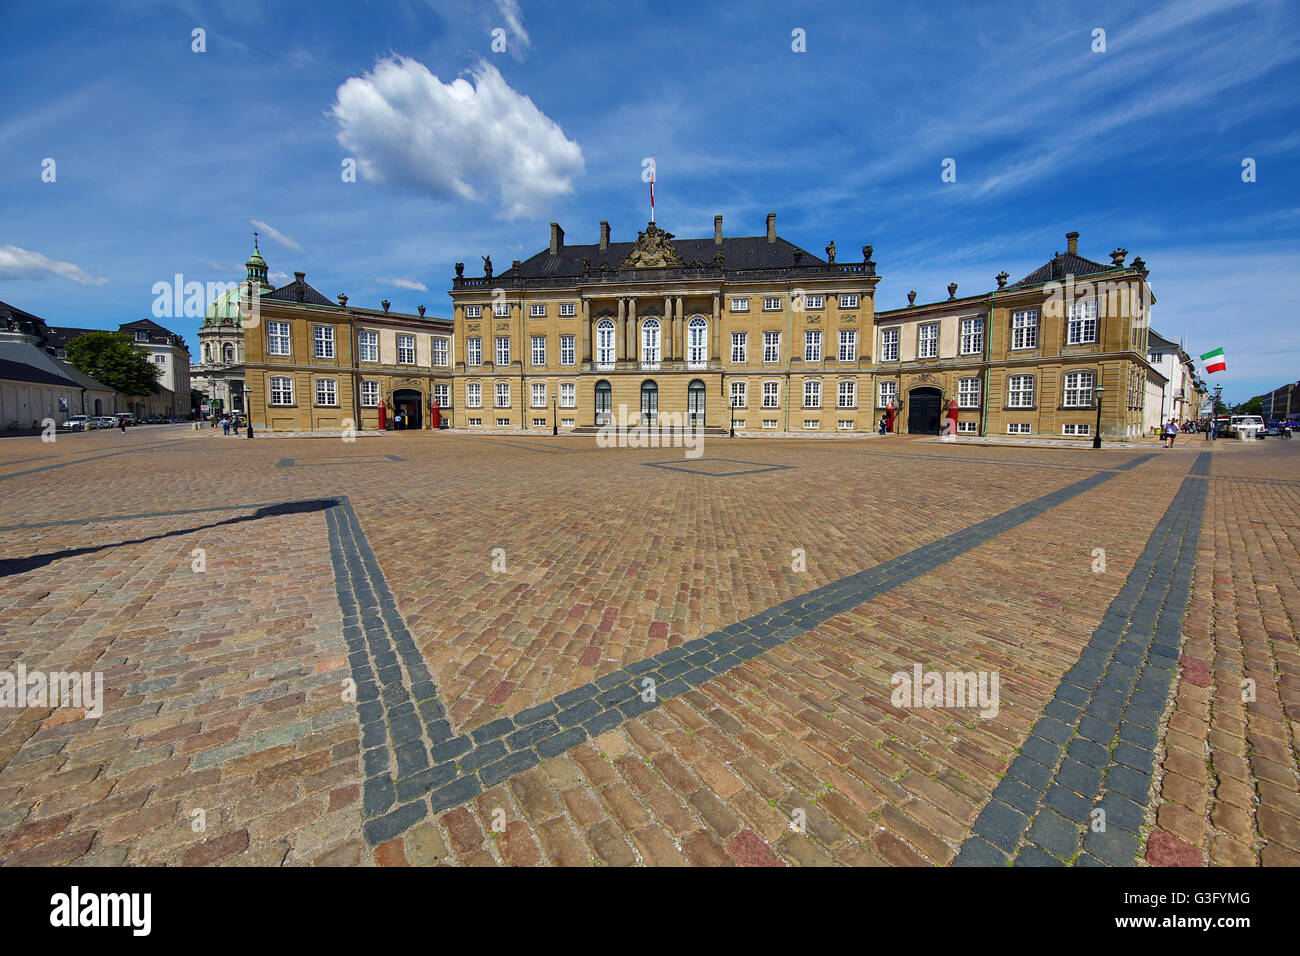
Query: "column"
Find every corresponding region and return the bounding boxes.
[628,297,638,364]
[711,294,721,364]
[675,297,684,362]
[616,298,626,365]
[581,299,591,364]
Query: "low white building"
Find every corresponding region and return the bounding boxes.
[1147,330,1197,423]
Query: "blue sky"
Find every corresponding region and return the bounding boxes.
[2,0,1297,402]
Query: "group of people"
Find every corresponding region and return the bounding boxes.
[211,414,245,435]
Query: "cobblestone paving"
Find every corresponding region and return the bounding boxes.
[0,425,1295,866]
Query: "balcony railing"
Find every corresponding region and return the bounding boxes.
[452,260,876,291]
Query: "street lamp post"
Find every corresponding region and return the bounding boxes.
[730,396,737,439]
[1092,384,1105,449]
[552,391,558,436]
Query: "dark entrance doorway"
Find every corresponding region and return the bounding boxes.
[687,379,706,429]
[393,388,423,430]
[595,380,612,426]
[640,380,658,427]
[907,387,942,435]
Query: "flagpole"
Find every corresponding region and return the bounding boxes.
[650,154,655,224]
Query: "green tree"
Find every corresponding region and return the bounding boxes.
[190,389,205,411]
[1241,396,1264,416]
[64,332,162,396]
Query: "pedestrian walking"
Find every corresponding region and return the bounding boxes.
[1163,418,1179,448]
[118,417,126,433]
[878,415,887,436]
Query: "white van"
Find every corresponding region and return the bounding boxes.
[1229,415,1265,439]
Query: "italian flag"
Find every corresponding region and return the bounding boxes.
[1200,347,1227,374]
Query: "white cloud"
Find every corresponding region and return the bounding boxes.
[268,270,291,284]
[330,56,584,220]
[0,244,110,286]
[250,219,303,252]
[378,276,428,291]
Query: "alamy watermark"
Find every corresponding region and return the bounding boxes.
[1,665,104,718]
[890,664,999,718]
[596,404,704,458]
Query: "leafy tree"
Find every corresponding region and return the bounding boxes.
[190,389,205,410]
[1241,396,1264,416]
[64,332,162,396]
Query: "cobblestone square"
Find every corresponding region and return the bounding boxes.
[1,426,1296,866]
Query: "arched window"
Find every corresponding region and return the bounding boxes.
[595,379,613,426]
[688,379,706,427]
[596,319,616,367]
[203,344,211,363]
[640,380,658,427]
[687,317,708,368]
[223,344,234,364]
[641,318,661,368]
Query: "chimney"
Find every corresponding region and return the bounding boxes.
[599,221,610,250]
[549,222,565,254]
[1066,231,1079,255]
[714,215,723,246]
[766,212,776,243]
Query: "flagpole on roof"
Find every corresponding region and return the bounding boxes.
[649,155,655,224]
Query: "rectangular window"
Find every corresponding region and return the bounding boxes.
[497,417,510,426]
[468,417,482,426]
[465,305,482,318]
[958,377,981,408]
[730,297,749,312]
[397,334,415,364]
[560,335,575,365]
[1007,423,1031,435]
[531,335,546,366]
[803,294,824,310]
[804,330,822,362]
[881,327,900,362]
[804,380,822,408]
[838,329,857,362]
[879,381,897,407]
[838,420,854,430]
[840,294,859,309]
[957,420,977,433]
[433,384,450,407]
[731,332,747,364]
[269,376,294,406]
[763,419,778,429]
[315,378,337,407]
[763,296,782,311]
[1008,375,1035,408]
[1067,299,1098,345]
[763,331,780,363]
[559,303,576,317]
[561,418,575,428]
[762,382,779,408]
[532,418,546,427]
[467,337,482,366]
[531,382,546,408]
[467,382,482,408]
[1063,370,1095,407]
[358,330,378,362]
[803,419,820,430]
[730,381,747,408]
[495,382,510,408]
[560,382,575,408]
[838,380,856,408]
[493,301,510,317]
[530,303,546,317]
[960,318,984,355]
[313,326,335,359]
[1011,310,1038,350]
[918,323,938,359]
[360,381,379,407]
[432,338,448,366]
[495,336,510,366]
[154,354,166,363]
[1063,423,1092,435]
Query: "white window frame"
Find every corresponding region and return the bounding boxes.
[1067,299,1098,345]
[360,381,379,407]
[559,303,576,317]
[494,382,511,408]
[1011,310,1038,350]
[840,294,859,309]
[531,382,547,408]
[763,331,780,363]
[431,337,448,367]
[531,335,546,367]
[269,376,294,406]
[879,381,897,408]
[642,319,661,368]
[1008,375,1035,408]
[433,384,450,407]
[918,323,938,359]
[730,298,750,312]
[804,330,822,362]
[560,382,575,408]
[465,305,482,318]
[315,378,338,407]
[881,327,900,362]
[495,336,511,366]
[731,332,747,364]
[467,382,482,408]
[838,380,856,409]
[730,381,747,408]
[838,329,857,362]
[493,301,510,318]
[530,303,547,318]
[1007,423,1031,435]
[960,318,983,355]
[267,321,291,356]
[804,380,822,409]
[687,317,708,368]
[958,377,981,409]
[596,319,616,367]
[313,325,335,359]
[1063,370,1096,408]
[762,381,779,408]
[467,337,482,366]
[358,330,378,363]
[804,294,825,310]
[560,335,575,366]
[397,333,416,365]
[763,296,782,312]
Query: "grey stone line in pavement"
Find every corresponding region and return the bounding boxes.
[954,451,1210,867]
[327,461,1149,846]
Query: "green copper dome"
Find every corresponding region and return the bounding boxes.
[204,240,274,327]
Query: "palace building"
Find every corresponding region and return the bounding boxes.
[241,267,453,433]
[874,232,1166,439]
[447,214,879,433]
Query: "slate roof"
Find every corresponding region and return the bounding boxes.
[43,325,98,350]
[0,300,50,337]
[265,275,336,307]
[0,341,116,392]
[500,232,826,281]
[1147,330,1180,351]
[0,357,77,388]
[1011,251,1114,287]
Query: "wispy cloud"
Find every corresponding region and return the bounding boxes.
[494,0,531,57]
[0,244,110,286]
[378,276,428,291]
[250,220,303,252]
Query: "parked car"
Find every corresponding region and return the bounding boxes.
[114,412,137,427]
[1227,415,1265,439]
[92,416,118,429]
[61,416,89,432]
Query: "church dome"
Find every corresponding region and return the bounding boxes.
[204,237,274,327]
